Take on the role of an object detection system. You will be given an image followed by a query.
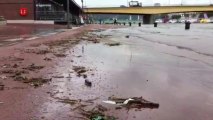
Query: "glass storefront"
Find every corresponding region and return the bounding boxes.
[35,0,66,21]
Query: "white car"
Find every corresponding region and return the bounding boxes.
[209,17,213,23]
[155,19,163,23]
[186,19,198,23]
[168,19,177,23]
[210,17,213,23]
[178,19,186,23]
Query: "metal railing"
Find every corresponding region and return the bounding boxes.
[36,11,66,21]
[35,11,82,25]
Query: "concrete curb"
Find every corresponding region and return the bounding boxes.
[6,20,54,24]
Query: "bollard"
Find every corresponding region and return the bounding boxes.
[129,22,132,26]
[138,22,141,27]
[123,22,126,26]
[154,22,157,27]
[185,21,191,30]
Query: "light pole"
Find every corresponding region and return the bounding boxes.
[81,0,84,17]
[81,0,85,24]
[181,0,183,6]
[67,0,72,29]
[81,0,84,9]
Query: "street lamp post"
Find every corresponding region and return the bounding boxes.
[67,0,72,29]
[81,0,87,24]
[81,0,84,9]
[81,0,84,17]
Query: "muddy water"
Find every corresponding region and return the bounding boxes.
[41,24,213,120]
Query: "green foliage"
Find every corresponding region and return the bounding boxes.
[171,15,181,19]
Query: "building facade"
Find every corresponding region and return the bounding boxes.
[0,0,82,23]
[0,0,34,20]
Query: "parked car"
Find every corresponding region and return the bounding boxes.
[199,18,211,23]
[186,19,198,23]
[209,17,213,23]
[177,19,186,23]
[168,19,177,23]
[155,19,163,23]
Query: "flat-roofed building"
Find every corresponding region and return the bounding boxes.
[0,0,82,23]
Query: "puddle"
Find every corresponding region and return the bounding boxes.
[4,38,24,42]
[0,25,66,47]
[26,37,40,41]
[43,25,213,120]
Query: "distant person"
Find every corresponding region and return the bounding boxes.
[114,19,117,25]
[80,16,84,25]
[99,19,102,24]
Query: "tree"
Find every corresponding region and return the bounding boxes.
[171,15,181,19]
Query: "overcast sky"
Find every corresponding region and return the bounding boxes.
[75,0,213,7]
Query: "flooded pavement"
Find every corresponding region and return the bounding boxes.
[40,24,213,120]
[0,24,213,120]
[0,24,66,47]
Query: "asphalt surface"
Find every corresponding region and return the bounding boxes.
[64,24,213,120]
[0,24,213,120]
[0,24,66,47]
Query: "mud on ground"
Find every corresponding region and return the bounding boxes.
[0,25,127,120]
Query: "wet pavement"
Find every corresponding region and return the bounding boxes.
[0,24,66,47]
[1,24,213,120]
[43,24,213,120]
